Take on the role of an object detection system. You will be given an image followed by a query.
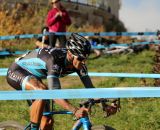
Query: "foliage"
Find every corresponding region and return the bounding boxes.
[104,16,127,32]
[0,1,127,51]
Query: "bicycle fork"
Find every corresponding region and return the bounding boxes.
[72,117,92,130]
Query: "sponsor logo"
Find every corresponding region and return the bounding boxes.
[22,62,42,67]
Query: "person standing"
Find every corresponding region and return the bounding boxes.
[46,0,71,48]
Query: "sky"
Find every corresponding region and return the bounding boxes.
[119,0,160,32]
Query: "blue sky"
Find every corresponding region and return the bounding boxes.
[119,0,160,32]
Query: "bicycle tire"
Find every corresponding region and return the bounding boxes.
[0,121,24,130]
[91,125,116,130]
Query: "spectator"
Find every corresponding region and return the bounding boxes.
[46,0,71,48]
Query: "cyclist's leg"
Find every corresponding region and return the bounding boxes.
[24,76,48,128]
[40,100,54,130]
[6,65,47,129]
[41,115,54,130]
[27,100,54,130]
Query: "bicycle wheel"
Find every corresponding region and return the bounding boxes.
[0,121,24,130]
[91,125,116,130]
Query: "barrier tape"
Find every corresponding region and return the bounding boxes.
[1,68,160,78]
[0,34,43,40]
[0,39,159,56]
[92,40,160,49]
[0,68,8,76]
[0,50,29,56]
[0,31,159,40]
[0,87,160,100]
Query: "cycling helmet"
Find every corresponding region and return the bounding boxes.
[66,33,91,59]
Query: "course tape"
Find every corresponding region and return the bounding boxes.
[0,87,160,100]
[0,68,8,76]
[0,50,29,56]
[0,32,159,40]
[92,40,160,49]
[71,72,160,78]
[0,39,159,56]
[1,68,160,78]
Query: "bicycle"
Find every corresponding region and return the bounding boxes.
[0,98,120,130]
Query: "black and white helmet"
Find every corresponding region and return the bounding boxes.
[66,33,91,59]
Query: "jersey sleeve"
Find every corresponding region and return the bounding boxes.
[46,55,61,89]
[76,64,95,88]
[76,64,88,77]
[80,75,95,88]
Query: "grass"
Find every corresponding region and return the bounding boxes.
[0,49,159,130]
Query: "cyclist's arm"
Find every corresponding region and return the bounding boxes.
[47,77,61,89]
[46,56,88,117]
[46,59,79,113]
[47,76,85,117]
[47,71,79,114]
[47,74,78,113]
[47,75,86,117]
[80,75,95,88]
[54,99,77,112]
[54,99,88,118]
[46,54,61,89]
[76,65,95,88]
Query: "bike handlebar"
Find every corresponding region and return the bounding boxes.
[80,98,119,107]
[79,98,121,117]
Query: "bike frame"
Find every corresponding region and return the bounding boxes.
[72,117,91,130]
[24,111,92,130]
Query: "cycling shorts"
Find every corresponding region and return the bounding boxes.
[6,63,51,112]
[6,62,38,90]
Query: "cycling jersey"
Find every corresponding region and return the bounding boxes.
[7,47,93,90]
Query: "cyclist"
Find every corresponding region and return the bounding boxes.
[6,33,94,130]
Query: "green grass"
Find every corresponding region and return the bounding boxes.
[0,49,159,130]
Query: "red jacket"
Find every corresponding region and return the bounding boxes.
[46,7,71,32]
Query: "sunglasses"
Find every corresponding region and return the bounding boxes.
[75,56,86,62]
[51,0,59,4]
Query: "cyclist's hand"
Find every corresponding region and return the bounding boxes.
[55,12,62,18]
[105,103,118,117]
[74,107,88,119]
